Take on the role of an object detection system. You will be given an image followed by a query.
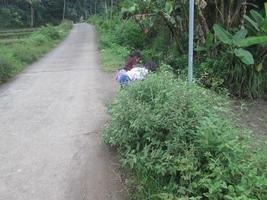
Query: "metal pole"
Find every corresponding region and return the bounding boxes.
[188,0,195,84]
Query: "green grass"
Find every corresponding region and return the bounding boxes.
[100,47,128,72]
[0,21,72,83]
[89,16,129,72]
[0,38,24,44]
[0,28,40,41]
[0,31,32,39]
[97,32,129,72]
[0,27,39,34]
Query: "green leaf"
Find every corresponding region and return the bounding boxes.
[244,15,260,31]
[213,24,233,45]
[238,36,267,47]
[206,32,214,48]
[234,48,254,65]
[165,1,173,15]
[261,19,267,34]
[250,10,264,25]
[265,3,267,18]
[233,29,248,44]
[128,4,138,13]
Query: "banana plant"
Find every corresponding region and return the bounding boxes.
[120,0,188,53]
[243,8,267,71]
[244,9,267,35]
[213,24,267,65]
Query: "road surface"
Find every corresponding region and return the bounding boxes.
[0,24,125,200]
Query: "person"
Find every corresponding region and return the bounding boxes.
[124,50,142,71]
[117,61,157,86]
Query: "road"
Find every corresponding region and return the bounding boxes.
[0,24,125,200]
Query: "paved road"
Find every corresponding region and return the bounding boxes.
[0,24,125,200]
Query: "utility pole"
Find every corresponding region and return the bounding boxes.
[188,0,195,84]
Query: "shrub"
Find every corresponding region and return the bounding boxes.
[30,33,49,45]
[0,6,25,29]
[0,54,16,83]
[104,71,267,199]
[12,44,39,63]
[39,25,60,40]
[114,19,145,49]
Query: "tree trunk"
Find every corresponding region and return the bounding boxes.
[63,0,66,21]
[94,0,96,15]
[89,2,92,15]
[105,0,108,19]
[30,5,34,27]
[110,0,114,19]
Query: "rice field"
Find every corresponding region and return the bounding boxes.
[0,28,39,44]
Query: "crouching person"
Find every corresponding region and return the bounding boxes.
[116,61,157,87]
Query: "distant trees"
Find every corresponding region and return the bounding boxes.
[0,0,118,28]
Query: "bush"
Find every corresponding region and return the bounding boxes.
[30,33,49,45]
[39,25,61,40]
[12,44,39,63]
[0,6,25,29]
[0,54,16,83]
[114,19,145,49]
[104,71,267,199]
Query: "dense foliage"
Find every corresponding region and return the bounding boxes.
[0,21,72,83]
[89,2,267,199]
[104,70,267,199]
[93,0,267,98]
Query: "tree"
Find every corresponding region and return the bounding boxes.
[62,0,66,20]
[25,0,41,27]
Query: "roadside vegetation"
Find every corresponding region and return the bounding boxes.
[89,15,130,71]
[90,0,267,199]
[91,0,267,99]
[104,70,267,199]
[0,21,72,83]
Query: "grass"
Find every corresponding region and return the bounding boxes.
[0,27,39,33]
[0,28,39,40]
[89,16,129,72]
[97,32,129,72]
[0,21,72,83]
[100,47,128,72]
